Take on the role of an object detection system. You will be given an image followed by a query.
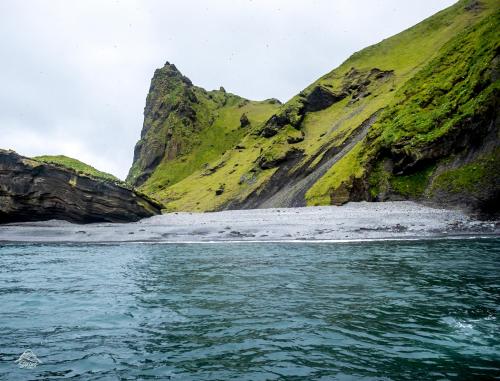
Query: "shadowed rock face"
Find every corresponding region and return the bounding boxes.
[128,62,196,186]
[0,150,163,224]
[303,86,347,112]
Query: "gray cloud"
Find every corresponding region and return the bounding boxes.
[0,0,456,179]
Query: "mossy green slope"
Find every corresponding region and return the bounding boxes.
[126,62,281,199]
[130,0,499,215]
[34,155,120,183]
[142,98,279,197]
[306,1,499,214]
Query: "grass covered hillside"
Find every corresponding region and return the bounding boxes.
[34,155,120,183]
[306,2,499,210]
[126,62,280,191]
[129,0,499,216]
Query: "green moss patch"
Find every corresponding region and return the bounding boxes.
[368,161,391,199]
[139,100,279,197]
[371,11,499,151]
[34,155,120,183]
[432,149,500,195]
[390,165,436,198]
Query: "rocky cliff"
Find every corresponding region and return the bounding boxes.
[126,62,280,188]
[0,150,162,224]
[129,0,499,217]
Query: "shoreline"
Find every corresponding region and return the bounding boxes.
[2,235,497,245]
[0,201,498,244]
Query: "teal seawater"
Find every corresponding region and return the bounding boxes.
[0,239,499,380]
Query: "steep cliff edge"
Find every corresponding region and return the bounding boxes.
[129,0,499,217]
[0,150,162,224]
[126,62,280,189]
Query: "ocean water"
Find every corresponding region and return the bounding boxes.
[0,239,499,380]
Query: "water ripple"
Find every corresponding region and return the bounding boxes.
[0,239,499,380]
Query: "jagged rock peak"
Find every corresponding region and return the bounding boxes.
[153,61,192,86]
[127,61,201,186]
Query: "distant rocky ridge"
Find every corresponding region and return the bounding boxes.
[0,150,162,224]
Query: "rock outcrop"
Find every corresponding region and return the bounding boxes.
[303,85,347,112]
[127,62,196,186]
[0,150,163,224]
[126,62,280,188]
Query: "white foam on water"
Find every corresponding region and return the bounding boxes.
[121,235,494,245]
[14,349,42,369]
[442,317,478,336]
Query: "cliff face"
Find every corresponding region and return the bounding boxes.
[126,62,280,188]
[304,3,500,217]
[129,0,499,217]
[127,63,197,186]
[0,150,162,224]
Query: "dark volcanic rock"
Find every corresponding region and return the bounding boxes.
[259,114,288,138]
[240,113,250,128]
[257,148,303,170]
[464,0,481,11]
[287,132,305,144]
[259,110,304,138]
[215,184,225,196]
[0,150,163,224]
[304,86,347,112]
[343,67,394,105]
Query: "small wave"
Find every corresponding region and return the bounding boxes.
[111,235,499,245]
[442,317,477,336]
[441,314,500,348]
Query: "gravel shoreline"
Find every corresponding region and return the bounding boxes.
[0,202,498,243]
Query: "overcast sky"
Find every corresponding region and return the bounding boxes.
[1,0,456,179]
